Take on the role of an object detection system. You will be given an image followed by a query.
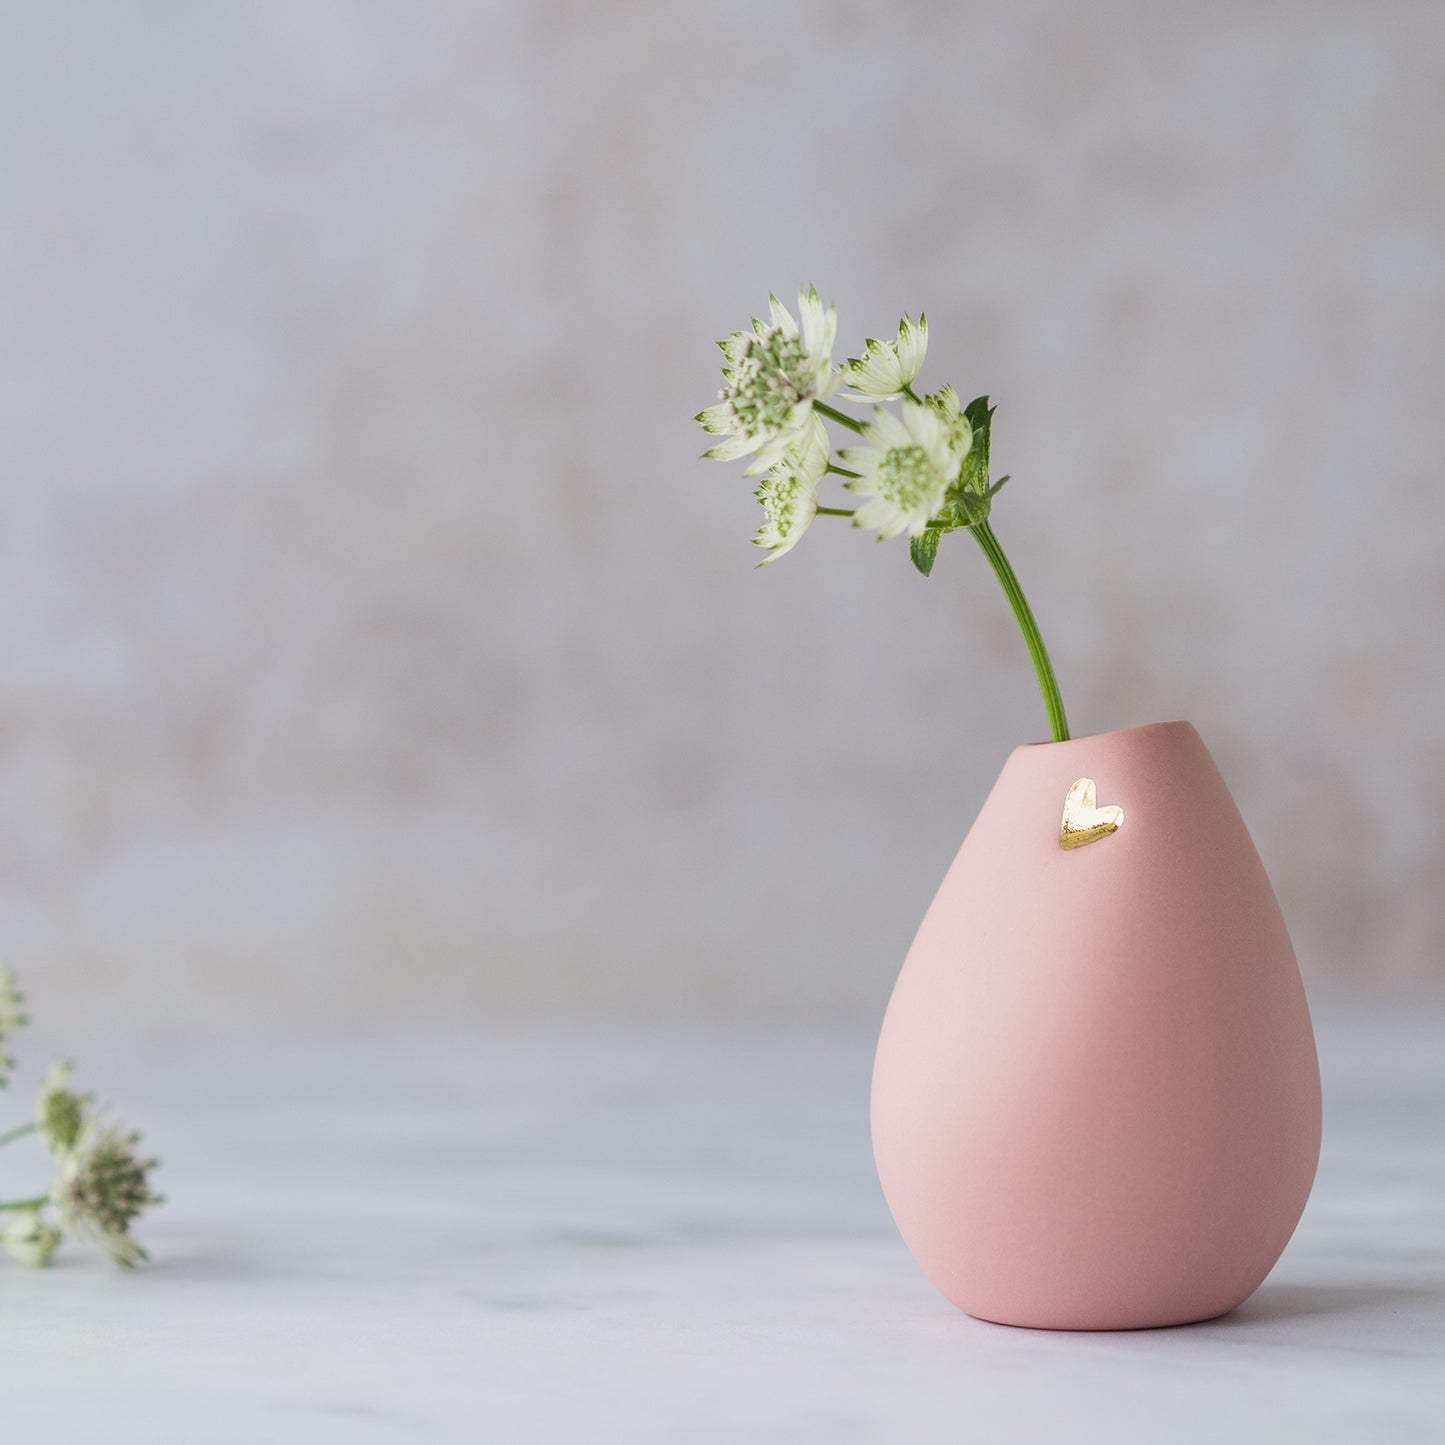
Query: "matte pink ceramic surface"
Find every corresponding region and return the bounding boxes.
[871,721,1321,1331]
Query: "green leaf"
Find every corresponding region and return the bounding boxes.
[910,529,941,577]
[960,395,996,496]
[955,490,991,526]
[963,395,994,460]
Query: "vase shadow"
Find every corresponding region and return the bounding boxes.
[1223,1280,1440,1326]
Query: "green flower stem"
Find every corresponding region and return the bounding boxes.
[815,400,866,434]
[971,520,1070,743]
[0,1194,48,1212]
[0,1122,38,1149]
[826,464,862,479]
[902,384,923,403]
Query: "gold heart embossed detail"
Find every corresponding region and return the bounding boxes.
[1059,777,1124,851]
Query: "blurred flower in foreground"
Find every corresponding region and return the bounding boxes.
[0,968,161,1269]
[51,1119,162,1268]
[0,967,25,1089]
[1,1209,61,1267]
[36,1062,90,1155]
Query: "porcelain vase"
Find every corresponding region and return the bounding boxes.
[870,721,1321,1331]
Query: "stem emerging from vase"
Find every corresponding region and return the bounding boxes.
[971,520,1070,743]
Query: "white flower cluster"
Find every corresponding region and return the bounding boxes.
[696,290,986,565]
[0,974,161,1269]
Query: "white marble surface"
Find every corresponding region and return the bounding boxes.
[1,1007,1442,1442]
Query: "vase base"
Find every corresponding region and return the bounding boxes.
[963,1303,1237,1333]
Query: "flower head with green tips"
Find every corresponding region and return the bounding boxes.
[50,1118,162,1268]
[36,1062,90,1155]
[842,314,928,400]
[839,400,971,540]
[0,967,25,1089]
[752,415,829,565]
[697,286,839,475]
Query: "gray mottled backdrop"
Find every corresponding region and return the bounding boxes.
[1,1,1441,1026]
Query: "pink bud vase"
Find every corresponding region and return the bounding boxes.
[871,721,1321,1331]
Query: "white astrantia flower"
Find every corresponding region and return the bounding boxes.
[0,966,24,1088]
[697,286,839,475]
[50,1118,162,1268]
[841,313,928,399]
[839,400,972,540]
[2,1209,61,1268]
[36,1061,91,1155]
[752,415,829,565]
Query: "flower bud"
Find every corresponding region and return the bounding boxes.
[2,1210,61,1267]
